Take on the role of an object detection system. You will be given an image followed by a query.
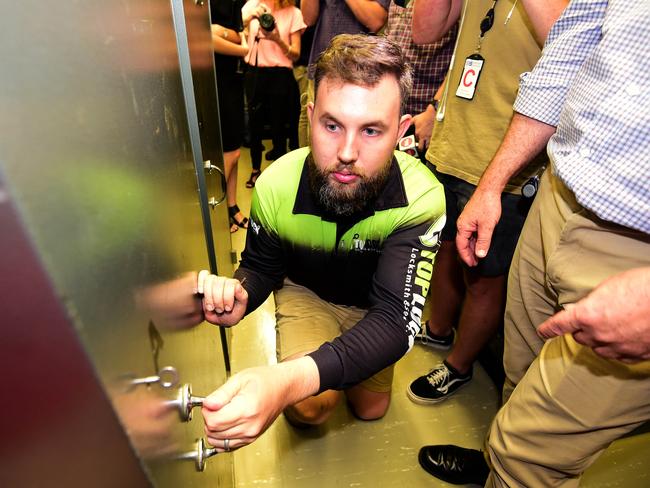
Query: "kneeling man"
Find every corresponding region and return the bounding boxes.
[199,34,446,451]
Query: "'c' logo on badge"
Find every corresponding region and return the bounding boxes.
[463,69,476,87]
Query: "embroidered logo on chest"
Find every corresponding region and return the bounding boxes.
[351,233,381,253]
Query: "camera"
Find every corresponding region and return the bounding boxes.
[258,12,276,31]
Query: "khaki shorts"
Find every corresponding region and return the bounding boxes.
[274,279,394,393]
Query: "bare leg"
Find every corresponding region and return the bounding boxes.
[345,385,391,420]
[281,351,341,426]
[285,383,390,425]
[428,240,506,375]
[224,149,240,208]
[223,149,247,230]
[284,390,342,427]
[427,241,465,337]
[445,271,506,375]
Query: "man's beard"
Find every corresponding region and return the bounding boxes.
[307,157,391,217]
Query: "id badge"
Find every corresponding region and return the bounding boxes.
[456,54,484,100]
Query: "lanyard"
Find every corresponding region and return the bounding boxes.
[475,0,518,52]
[475,0,498,52]
[436,0,469,122]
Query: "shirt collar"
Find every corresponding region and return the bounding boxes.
[292,152,409,220]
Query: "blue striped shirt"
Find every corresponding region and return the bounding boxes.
[514,0,650,233]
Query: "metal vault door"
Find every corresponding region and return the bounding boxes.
[0,0,233,486]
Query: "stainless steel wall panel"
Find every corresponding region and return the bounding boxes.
[1,1,234,485]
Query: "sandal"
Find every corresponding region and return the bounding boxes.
[228,204,249,232]
[246,170,262,188]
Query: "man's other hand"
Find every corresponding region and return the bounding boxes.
[197,270,248,327]
[537,267,650,363]
[412,104,436,152]
[455,189,502,266]
[201,357,320,451]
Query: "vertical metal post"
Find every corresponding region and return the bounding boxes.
[169,0,231,372]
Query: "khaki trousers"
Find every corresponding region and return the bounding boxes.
[275,279,395,393]
[486,169,650,487]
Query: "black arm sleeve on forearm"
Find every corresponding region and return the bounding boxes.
[233,266,278,314]
[233,216,287,314]
[309,219,441,391]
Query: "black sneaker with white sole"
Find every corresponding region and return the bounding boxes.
[415,321,455,350]
[407,361,472,404]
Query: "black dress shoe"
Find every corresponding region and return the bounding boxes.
[418,444,490,485]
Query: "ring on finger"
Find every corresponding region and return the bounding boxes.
[224,438,231,452]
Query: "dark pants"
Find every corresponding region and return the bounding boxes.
[245,66,297,170]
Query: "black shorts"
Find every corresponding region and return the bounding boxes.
[435,170,532,277]
[215,69,245,152]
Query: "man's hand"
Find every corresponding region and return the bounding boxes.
[455,189,502,266]
[197,270,248,327]
[412,104,436,152]
[537,267,650,363]
[202,357,319,451]
[453,114,556,266]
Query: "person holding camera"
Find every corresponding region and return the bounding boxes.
[242,0,306,188]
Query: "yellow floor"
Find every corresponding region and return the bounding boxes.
[227,145,650,488]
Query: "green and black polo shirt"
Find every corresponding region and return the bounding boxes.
[234,147,446,392]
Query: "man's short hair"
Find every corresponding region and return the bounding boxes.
[313,34,413,115]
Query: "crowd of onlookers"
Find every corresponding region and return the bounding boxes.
[203,0,650,486]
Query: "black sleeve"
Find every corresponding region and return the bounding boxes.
[233,214,287,314]
[308,218,443,391]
